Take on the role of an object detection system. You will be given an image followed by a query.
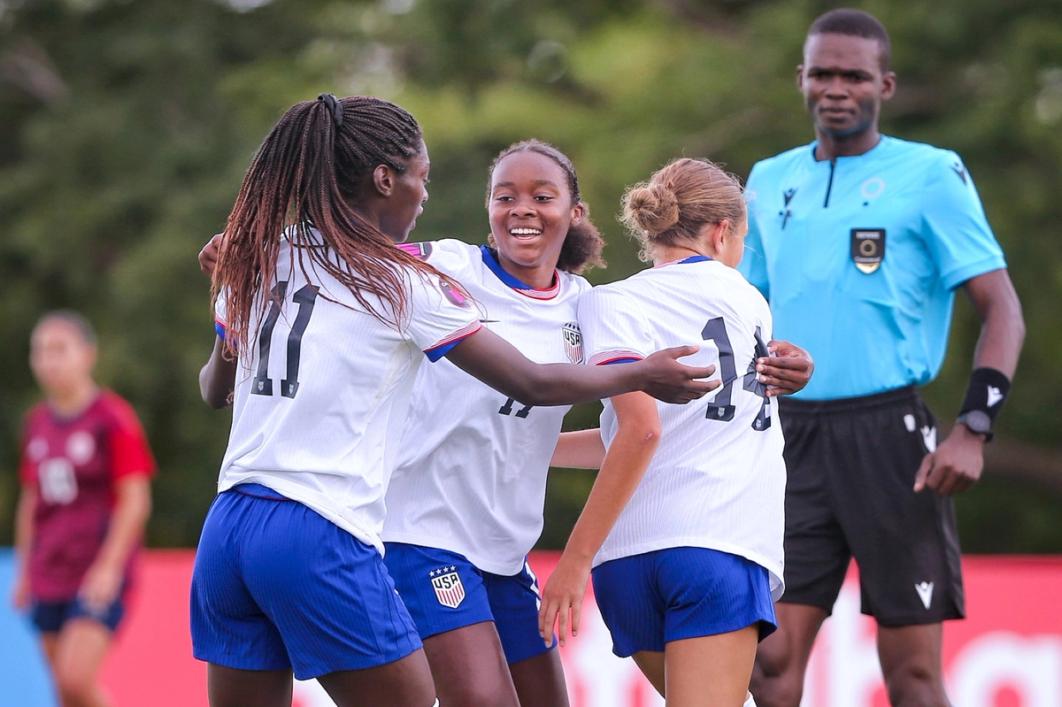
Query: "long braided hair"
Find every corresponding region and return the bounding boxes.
[212,96,460,356]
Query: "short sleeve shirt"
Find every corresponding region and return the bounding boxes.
[578,257,786,598]
[20,391,155,600]
[215,234,481,554]
[383,241,591,575]
[741,136,1006,399]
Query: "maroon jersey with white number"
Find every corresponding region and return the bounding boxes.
[19,391,155,601]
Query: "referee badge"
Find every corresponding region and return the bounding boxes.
[850,228,886,274]
[430,566,466,609]
[562,322,584,364]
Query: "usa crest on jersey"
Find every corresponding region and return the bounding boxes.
[430,566,466,608]
[562,321,583,364]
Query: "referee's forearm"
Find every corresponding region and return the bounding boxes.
[966,270,1025,378]
[971,304,1025,379]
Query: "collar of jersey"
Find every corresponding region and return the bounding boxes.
[480,245,560,300]
[45,390,104,426]
[655,254,713,268]
[807,135,891,163]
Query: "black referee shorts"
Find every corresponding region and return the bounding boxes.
[778,387,965,626]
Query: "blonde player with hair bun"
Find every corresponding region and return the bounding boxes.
[540,158,813,707]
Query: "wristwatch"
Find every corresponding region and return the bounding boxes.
[956,410,993,442]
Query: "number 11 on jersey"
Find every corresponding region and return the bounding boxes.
[252,281,320,399]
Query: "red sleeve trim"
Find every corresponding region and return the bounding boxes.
[588,350,646,366]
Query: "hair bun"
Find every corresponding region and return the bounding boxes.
[626,182,679,236]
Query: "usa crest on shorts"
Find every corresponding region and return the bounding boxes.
[430,566,465,608]
[562,322,583,364]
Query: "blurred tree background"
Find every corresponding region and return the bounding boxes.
[1,0,1058,551]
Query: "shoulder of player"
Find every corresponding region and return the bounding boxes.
[558,269,593,296]
[95,391,146,432]
[397,238,477,267]
[22,402,50,431]
[882,135,962,168]
[576,277,638,315]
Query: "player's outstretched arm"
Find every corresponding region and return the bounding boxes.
[915,269,1025,495]
[199,337,236,409]
[551,429,606,470]
[539,392,660,646]
[446,327,718,406]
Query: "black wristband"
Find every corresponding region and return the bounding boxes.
[959,367,1011,423]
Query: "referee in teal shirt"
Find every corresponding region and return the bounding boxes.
[741,10,1025,707]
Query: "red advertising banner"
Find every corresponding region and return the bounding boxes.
[58,552,1058,706]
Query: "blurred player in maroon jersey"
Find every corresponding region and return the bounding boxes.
[11,311,154,707]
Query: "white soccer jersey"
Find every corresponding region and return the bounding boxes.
[383,240,591,576]
[215,233,481,554]
[580,256,786,599]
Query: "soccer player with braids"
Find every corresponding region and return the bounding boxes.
[191,97,717,707]
[541,158,813,707]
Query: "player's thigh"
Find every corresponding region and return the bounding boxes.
[877,623,947,698]
[751,602,827,707]
[509,648,568,707]
[665,626,759,707]
[754,602,827,679]
[483,560,567,705]
[384,542,513,703]
[53,618,112,695]
[317,649,436,707]
[207,664,292,707]
[421,622,518,707]
[38,632,60,670]
[632,651,665,697]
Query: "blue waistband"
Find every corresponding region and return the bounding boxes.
[230,483,290,501]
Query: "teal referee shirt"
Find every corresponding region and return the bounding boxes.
[740,136,1006,400]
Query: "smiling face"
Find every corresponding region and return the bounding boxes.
[799,33,895,148]
[377,139,430,243]
[487,150,584,287]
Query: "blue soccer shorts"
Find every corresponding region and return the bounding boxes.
[190,484,422,680]
[31,594,126,634]
[384,542,556,665]
[591,546,776,657]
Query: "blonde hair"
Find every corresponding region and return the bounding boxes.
[621,158,745,262]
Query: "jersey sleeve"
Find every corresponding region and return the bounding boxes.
[577,286,654,366]
[214,291,227,340]
[738,163,771,299]
[921,152,1007,290]
[404,268,482,362]
[105,396,156,481]
[397,239,478,279]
